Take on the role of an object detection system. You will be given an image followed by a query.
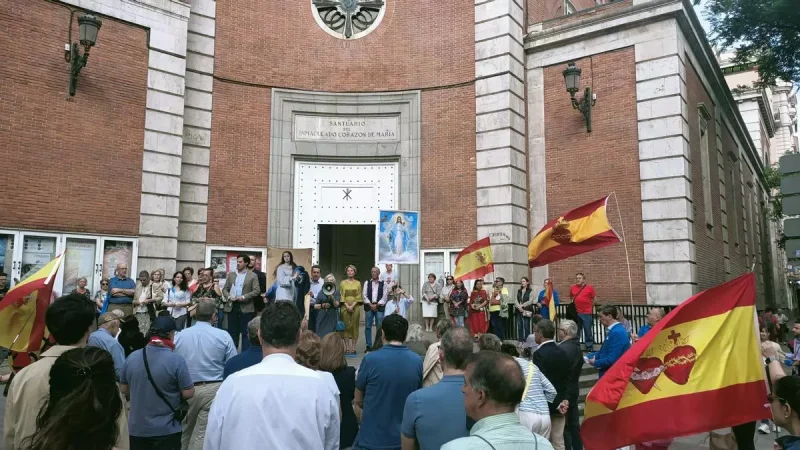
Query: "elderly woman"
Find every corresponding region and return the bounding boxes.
[133,270,156,335]
[405,323,428,357]
[310,274,341,338]
[70,277,91,300]
[149,269,168,313]
[93,278,110,314]
[421,273,441,332]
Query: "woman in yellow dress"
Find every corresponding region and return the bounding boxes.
[339,265,362,356]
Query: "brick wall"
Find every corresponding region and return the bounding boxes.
[206,82,271,247]
[0,0,148,236]
[541,47,646,303]
[527,0,601,25]
[210,0,477,250]
[420,86,477,248]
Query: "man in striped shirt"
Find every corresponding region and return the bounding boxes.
[442,351,554,450]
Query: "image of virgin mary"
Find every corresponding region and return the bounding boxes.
[388,216,410,256]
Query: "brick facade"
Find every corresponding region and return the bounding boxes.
[206,82,271,248]
[210,0,477,250]
[541,47,646,303]
[0,0,148,236]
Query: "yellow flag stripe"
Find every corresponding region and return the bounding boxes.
[8,256,62,292]
[453,247,493,279]
[528,205,613,258]
[588,305,761,418]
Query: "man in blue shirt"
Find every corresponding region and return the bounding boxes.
[120,316,195,449]
[105,263,136,317]
[635,307,665,341]
[401,326,472,450]
[175,300,237,450]
[223,315,263,379]
[355,314,422,450]
[87,312,127,380]
[588,305,631,378]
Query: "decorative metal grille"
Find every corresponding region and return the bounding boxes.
[311,0,386,39]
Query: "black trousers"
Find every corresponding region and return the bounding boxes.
[563,399,583,450]
[226,303,255,351]
[732,421,756,450]
[130,432,181,450]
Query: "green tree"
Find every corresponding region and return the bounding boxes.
[700,0,800,85]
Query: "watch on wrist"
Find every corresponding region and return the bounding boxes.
[765,357,773,365]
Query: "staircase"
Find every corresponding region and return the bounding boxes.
[578,363,600,417]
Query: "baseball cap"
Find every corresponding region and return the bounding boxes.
[151,316,177,333]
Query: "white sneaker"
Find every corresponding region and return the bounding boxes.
[758,423,770,434]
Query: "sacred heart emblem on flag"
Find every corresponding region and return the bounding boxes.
[550,217,572,244]
[629,329,698,395]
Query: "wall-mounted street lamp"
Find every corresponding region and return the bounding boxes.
[64,14,102,97]
[563,61,597,132]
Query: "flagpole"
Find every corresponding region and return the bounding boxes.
[611,192,634,307]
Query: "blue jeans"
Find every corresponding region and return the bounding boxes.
[454,315,465,327]
[489,311,505,340]
[517,314,531,342]
[579,313,594,350]
[216,309,225,329]
[364,309,384,348]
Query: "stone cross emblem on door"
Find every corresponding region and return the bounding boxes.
[343,188,353,200]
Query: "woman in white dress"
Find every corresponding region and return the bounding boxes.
[163,271,192,331]
[275,251,297,302]
[421,273,441,332]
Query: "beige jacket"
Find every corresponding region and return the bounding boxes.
[422,341,443,387]
[222,270,261,313]
[3,345,130,450]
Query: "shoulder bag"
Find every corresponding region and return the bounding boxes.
[335,303,346,332]
[142,346,189,423]
[566,285,585,322]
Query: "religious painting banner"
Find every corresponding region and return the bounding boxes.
[265,247,313,288]
[378,210,419,264]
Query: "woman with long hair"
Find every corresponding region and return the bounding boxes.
[275,251,297,302]
[515,277,536,342]
[339,265,362,356]
[421,273,441,332]
[296,332,340,414]
[449,280,468,327]
[467,279,489,339]
[319,333,358,449]
[164,271,191,331]
[20,347,122,450]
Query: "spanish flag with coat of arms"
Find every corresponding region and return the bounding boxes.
[528,195,620,267]
[581,273,769,449]
[453,237,494,281]
[0,255,63,356]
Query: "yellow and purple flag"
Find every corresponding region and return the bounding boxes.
[581,273,769,449]
[0,255,62,354]
[453,237,494,281]
[528,196,621,267]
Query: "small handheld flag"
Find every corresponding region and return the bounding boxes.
[528,195,621,267]
[453,237,494,281]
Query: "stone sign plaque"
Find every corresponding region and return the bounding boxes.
[294,115,399,142]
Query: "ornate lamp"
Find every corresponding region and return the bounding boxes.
[563,62,597,132]
[65,14,102,96]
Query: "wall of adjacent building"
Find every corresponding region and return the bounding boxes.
[0,0,149,236]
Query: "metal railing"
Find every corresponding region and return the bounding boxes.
[501,303,677,345]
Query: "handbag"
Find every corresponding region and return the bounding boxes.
[566,285,586,322]
[143,346,189,423]
[335,306,346,332]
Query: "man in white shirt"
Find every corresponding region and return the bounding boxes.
[380,264,399,290]
[203,302,340,450]
[307,265,323,333]
[363,266,387,352]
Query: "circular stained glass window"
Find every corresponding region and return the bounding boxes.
[311,0,386,40]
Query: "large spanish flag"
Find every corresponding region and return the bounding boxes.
[453,237,494,281]
[581,273,769,449]
[528,196,620,267]
[0,255,63,353]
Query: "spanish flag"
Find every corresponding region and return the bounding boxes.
[543,279,556,321]
[0,255,63,354]
[453,237,494,281]
[528,196,620,267]
[581,273,769,449]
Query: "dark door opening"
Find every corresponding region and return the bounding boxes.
[318,224,376,282]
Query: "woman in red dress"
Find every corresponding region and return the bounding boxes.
[467,279,489,339]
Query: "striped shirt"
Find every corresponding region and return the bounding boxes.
[515,357,556,415]
[441,413,554,450]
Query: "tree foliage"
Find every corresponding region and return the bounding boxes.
[701,0,800,86]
